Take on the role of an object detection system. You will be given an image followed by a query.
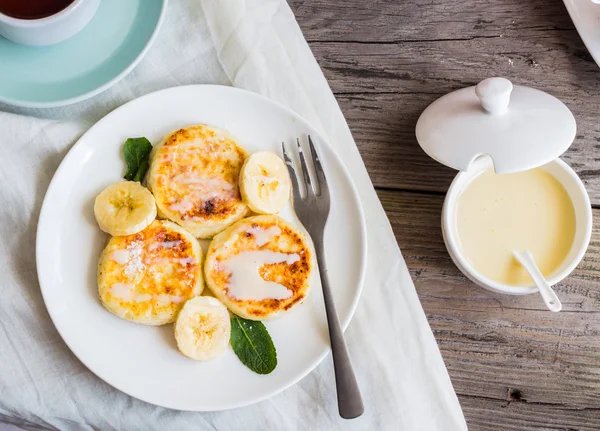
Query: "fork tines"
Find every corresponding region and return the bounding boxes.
[282,136,329,200]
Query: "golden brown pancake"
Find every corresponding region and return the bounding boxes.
[204,215,312,320]
[146,125,250,239]
[98,220,204,325]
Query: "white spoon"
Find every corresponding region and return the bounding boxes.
[513,250,562,312]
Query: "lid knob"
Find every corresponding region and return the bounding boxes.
[475,77,513,115]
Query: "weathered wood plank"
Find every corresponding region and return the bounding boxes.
[459,395,600,431]
[378,188,600,430]
[289,0,576,43]
[289,0,600,205]
[338,92,455,194]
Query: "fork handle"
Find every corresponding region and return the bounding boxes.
[315,241,364,419]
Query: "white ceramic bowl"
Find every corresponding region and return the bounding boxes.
[442,157,592,295]
[0,0,100,46]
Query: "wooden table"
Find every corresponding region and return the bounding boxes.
[289,1,600,429]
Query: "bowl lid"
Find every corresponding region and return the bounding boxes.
[415,77,576,174]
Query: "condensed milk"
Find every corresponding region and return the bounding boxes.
[456,167,576,286]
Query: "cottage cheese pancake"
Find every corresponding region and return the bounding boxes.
[98,220,204,325]
[204,215,313,320]
[147,125,250,239]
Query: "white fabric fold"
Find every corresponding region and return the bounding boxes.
[0,0,466,429]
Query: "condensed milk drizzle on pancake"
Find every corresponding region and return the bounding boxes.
[110,283,186,305]
[110,283,152,303]
[221,250,299,300]
[110,239,194,276]
[167,177,237,214]
[247,225,281,246]
[221,223,298,300]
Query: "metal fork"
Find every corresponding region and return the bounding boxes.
[282,136,364,419]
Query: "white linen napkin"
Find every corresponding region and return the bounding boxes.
[0,0,467,429]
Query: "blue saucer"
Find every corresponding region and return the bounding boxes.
[0,0,167,108]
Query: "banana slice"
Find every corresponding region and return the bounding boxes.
[94,181,157,236]
[239,151,291,214]
[174,296,231,361]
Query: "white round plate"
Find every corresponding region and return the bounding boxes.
[564,0,600,68]
[36,85,367,411]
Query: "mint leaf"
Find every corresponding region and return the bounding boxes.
[230,315,277,374]
[123,137,152,182]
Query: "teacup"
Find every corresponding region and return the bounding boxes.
[0,0,100,46]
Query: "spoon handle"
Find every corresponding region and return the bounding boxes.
[514,251,562,312]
